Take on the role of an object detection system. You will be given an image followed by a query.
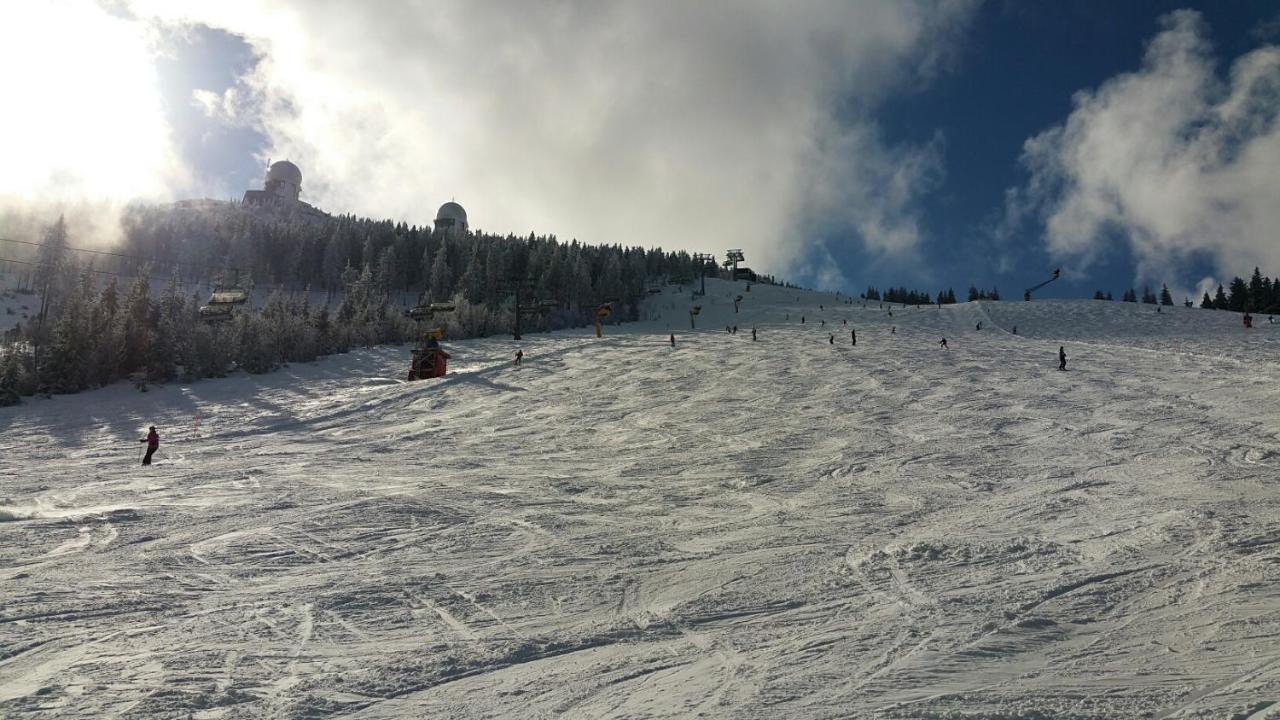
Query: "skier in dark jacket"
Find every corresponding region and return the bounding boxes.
[514,349,523,366]
[751,327,757,341]
[829,334,834,344]
[1058,346,1067,371]
[851,329,856,346]
[669,333,676,347]
[140,426,159,466]
[939,338,948,349]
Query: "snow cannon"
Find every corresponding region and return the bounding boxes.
[594,304,613,338]
[407,329,450,380]
[1023,268,1062,301]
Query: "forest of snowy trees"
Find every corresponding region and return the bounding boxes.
[0,203,767,405]
[1086,272,1280,312]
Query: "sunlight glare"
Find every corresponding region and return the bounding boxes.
[0,0,181,203]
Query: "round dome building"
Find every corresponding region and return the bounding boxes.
[434,201,468,234]
[264,160,302,202]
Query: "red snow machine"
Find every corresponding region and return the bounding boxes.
[407,330,451,380]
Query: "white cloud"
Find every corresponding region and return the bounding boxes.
[1008,10,1280,284]
[135,0,974,276]
[0,0,186,244]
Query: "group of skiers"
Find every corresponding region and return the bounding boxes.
[795,303,1071,370]
[135,297,1081,467]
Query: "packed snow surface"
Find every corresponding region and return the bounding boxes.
[2,279,1279,719]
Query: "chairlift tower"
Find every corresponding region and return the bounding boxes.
[692,253,716,296]
[725,249,745,282]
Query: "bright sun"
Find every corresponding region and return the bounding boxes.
[0,0,180,203]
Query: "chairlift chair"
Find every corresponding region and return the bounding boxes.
[199,286,250,323]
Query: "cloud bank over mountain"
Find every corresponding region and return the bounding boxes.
[141,0,975,274]
[1006,10,1280,288]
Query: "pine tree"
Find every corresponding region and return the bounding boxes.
[0,349,23,406]
[1248,267,1266,311]
[148,275,186,382]
[90,277,122,386]
[1227,277,1249,312]
[33,215,71,373]
[1094,290,1106,300]
[1213,284,1228,309]
[459,245,483,304]
[44,263,96,392]
[428,240,452,302]
[1201,291,1213,309]
[118,267,154,379]
[1159,284,1173,306]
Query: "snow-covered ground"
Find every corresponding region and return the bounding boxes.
[1,279,1278,718]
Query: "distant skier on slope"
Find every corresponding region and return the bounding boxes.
[801,316,805,324]
[752,327,757,341]
[939,338,948,349]
[1012,326,1017,335]
[851,329,856,346]
[670,333,676,347]
[829,334,834,344]
[140,426,159,466]
[1058,346,1067,371]
[976,322,982,331]
[514,349,523,366]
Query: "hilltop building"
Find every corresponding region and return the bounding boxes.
[434,201,468,235]
[241,160,325,218]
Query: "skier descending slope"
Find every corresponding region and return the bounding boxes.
[140,426,159,466]
[1059,346,1067,371]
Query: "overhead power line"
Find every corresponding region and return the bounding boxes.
[0,236,209,273]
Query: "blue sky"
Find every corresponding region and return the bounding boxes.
[814,1,1280,299]
[5,2,1279,300]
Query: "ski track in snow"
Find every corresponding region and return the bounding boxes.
[1,281,1279,718]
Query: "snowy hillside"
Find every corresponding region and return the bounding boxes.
[1,279,1278,718]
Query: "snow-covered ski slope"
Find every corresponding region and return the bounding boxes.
[2,279,1279,719]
